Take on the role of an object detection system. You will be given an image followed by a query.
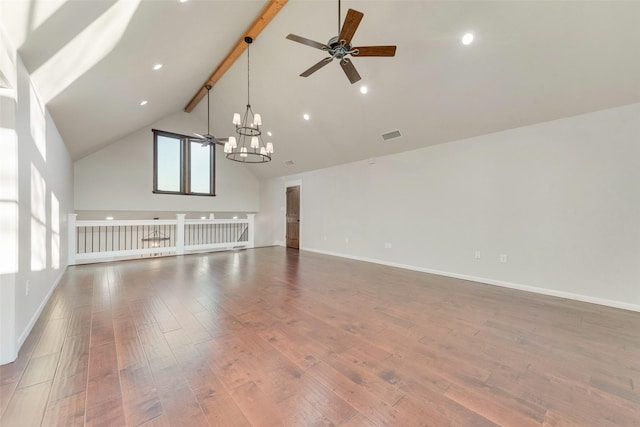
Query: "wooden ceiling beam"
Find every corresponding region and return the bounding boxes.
[184,0,288,113]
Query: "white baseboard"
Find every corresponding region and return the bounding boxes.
[17,267,67,349]
[301,247,640,313]
[274,240,285,247]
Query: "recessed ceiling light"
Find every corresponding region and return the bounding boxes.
[233,216,238,219]
[153,64,163,71]
[200,216,206,220]
[267,131,272,137]
[360,85,368,94]
[140,100,148,106]
[178,0,188,3]
[105,216,114,220]
[303,113,310,121]
[462,33,474,45]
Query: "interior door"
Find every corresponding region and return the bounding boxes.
[286,185,300,249]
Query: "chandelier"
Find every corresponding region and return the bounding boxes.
[224,37,273,163]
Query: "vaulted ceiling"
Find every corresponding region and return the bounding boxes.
[2,0,640,179]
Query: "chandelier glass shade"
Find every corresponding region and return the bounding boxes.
[225,37,273,163]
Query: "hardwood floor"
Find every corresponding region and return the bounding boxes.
[1,247,639,426]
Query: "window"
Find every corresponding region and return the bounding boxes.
[153,129,216,196]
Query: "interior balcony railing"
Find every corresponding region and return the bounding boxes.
[67,214,254,265]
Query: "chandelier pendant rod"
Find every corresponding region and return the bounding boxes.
[246,37,252,107]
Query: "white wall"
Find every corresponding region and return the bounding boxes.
[257,103,640,311]
[0,21,74,364]
[74,110,260,214]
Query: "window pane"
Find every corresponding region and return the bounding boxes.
[190,142,211,194]
[157,135,181,192]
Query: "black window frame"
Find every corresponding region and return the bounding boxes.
[152,129,216,196]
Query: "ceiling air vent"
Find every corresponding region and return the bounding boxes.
[285,160,295,166]
[381,129,402,141]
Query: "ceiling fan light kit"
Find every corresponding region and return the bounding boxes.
[286,0,396,84]
[225,36,273,163]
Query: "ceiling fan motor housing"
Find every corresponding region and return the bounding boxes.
[328,36,355,59]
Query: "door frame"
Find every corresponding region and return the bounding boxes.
[284,179,302,248]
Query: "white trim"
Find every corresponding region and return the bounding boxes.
[17,267,68,349]
[185,219,248,225]
[246,214,255,248]
[185,242,248,252]
[76,247,177,260]
[175,214,185,256]
[300,247,640,313]
[68,213,77,265]
[285,179,302,188]
[0,275,16,365]
[77,219,177,227]
[274,240,285,247]
[70,215,253,265]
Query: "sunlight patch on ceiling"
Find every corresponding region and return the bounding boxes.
[32,0,67,36]
[0,13,17,90]
[0,0,67,48]
[31,0,141,103]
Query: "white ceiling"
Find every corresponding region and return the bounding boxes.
[3,0,640,180]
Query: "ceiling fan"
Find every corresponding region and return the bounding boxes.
[286,0,396,84]
[190,85,228,147]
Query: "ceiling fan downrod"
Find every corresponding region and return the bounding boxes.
[205,84,211,135]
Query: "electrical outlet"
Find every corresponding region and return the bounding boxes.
[323,236,327,241]
[475,250,481,259]
[500,254,508,263]
[345,237,349,244]
[384,242,393,249]
[25,280,29,296]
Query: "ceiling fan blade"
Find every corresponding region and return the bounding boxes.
[215,137,229,145]
[340,58,361,84]
[300,57,333,77]
[193,132,205,139]
[286,34,329,50]
[352,45,397,57]
[339,9,364,45]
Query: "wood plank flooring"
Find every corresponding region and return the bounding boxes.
[1,247,639,426]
